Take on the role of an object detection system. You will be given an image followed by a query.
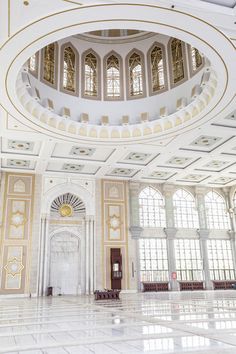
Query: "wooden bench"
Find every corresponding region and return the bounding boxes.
[213,281,236,290]
[179,281,204,291]
[142,282,169,292]
[94,290,120,300]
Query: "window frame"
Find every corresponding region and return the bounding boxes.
[168,38,188,88]
[188,44,204,77]
[173,188,199,229]
[103,50,124,101]
[28,51,39,79]
[126,48,146,100]
[81,48,101,100]
[205,191,230,230]
[139,238,169,282]
[174,238,203,281]
[139,186,166,228]
[147,42,168,96]
[207,239,235,280]
[60,42,79,96]
[40,42,59,89]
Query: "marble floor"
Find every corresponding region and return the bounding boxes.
[2,291,236,353]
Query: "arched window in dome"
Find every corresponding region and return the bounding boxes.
[150,45,165,93]
[205,191,230,229]
[139,187,166,227]
[128,51,144,97]
[170,38,185,85]
[83,51,99,98]
[190,47,203,72]
[173,189,199,228]
[42,43,57,85]
[105,54,121,99]
[62,46,76,93]
[28,52,39,78]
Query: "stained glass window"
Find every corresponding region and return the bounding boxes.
[170,38,185,84]
[43,43,56,84]
[106,54,121,98]
[84,52,98,97]
[129,52,143,96]
[191,47,203,71]
[63,46,76,92]
[150,46,165,92]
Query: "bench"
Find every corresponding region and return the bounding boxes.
[213,281,236,290]
[179,281,204,291]
[142,282,169,292]
[94,290,120,300]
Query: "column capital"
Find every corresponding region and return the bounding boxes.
[129,226,143,239]
[164,227,178,239]
[85,215,94,222]
[129,181,140,192]
[41,213,49,220]
[195,186,208,195]
[197,229,210,239]
[228,230,236,240]
[163,184,175,195]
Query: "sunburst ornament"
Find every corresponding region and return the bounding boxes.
[59,204,73,217]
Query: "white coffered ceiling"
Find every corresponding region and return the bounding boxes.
[0,0,236,187]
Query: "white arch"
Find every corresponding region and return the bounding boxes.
[42,182,95,216]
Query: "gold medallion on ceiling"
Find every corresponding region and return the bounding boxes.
[59,204,73,217]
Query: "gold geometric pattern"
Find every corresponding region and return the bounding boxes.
[10,211,27,228]
[108,214,122,231]
[4,258,24,277]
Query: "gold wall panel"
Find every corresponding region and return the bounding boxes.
[102,180,129,289]
[0,173,35,295]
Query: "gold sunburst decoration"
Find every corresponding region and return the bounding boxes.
[59,204,73,217]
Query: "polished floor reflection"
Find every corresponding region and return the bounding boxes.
[1,291,236,353]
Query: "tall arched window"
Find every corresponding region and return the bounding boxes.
[173,189,199,228]
[28,52,39,78]
[29,54,36,72]
[128,51,144,97]
[63,46,76,93]
[84,51,99,97]
[150,46,165,93]
[139,187,166,227]
[170,38,185,84]
[205,191,230,229]
[105,54,121,99]
[190,47,203,72]
[43,43,56,85]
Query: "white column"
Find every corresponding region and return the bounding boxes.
[85,216,90,295]
[89,217,95,294]
[37,216,46,296]
[129,182,143,291]
[163,185,178,291]
[195,187,212,290]
[42,215,50,296]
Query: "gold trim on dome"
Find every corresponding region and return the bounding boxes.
[59,203,73,217]
[2,3,234,143]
